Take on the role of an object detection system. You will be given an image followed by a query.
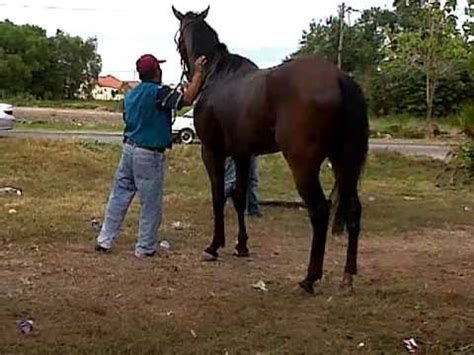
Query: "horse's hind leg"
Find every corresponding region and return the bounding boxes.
[201,146,226,260]
[342,189,362,289]
[231,156,251,257]
[286,156,329,294]
[331,161,363,290]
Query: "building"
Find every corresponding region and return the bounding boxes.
[121,80,140,93]
[91,75,124,101]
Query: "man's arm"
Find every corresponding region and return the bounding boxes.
[181,56,207,106]
[156,56,207,111]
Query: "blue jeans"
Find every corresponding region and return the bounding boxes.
[224,156,261,215]
[97,144,166,257]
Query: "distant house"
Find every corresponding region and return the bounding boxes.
[121,80,140,94]
[91,75,124,101]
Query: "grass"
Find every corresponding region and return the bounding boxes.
[0,139,473,353]
[5,97,191,115]
[3,97,124,112]
[15,120,123,132]
[370,115,460,139]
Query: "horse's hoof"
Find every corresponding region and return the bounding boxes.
[202,248,218,262]
[233,248,250,258]
[298,279,314,294]
[340,273,354,293]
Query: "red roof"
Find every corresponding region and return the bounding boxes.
[124,81,140,89]
[97,75,122,89]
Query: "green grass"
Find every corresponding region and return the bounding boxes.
[15,120,123,132]
[4,97,124,112]
[370,114,460,139]
[4,96,191,115]
[0,140,471,244]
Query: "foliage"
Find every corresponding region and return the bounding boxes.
[459,103,474,138]
[0,20,101,99]
[292,1,473,119]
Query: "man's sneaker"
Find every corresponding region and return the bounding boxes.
[95,245,110,253]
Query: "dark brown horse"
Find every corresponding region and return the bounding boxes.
[172,6,369,294]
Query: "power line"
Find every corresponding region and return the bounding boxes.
[0,3,125,12]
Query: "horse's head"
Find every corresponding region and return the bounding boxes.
[172,5,218,81]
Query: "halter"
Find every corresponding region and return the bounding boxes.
[174,19,199,86]
[171,20,197,123]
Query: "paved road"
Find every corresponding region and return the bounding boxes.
[0,130,453,160]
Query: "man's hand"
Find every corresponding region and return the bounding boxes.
[194,56,207,75]
[181,56,207,106]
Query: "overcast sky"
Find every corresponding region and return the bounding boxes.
[0,0,467,83]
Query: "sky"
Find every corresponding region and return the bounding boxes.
[0,0,467,83]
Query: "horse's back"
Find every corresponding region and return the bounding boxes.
[267,56,343,157]
[197,55,344,157]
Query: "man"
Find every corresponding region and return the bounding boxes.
[224,156,262,217]
[95,54,207,257]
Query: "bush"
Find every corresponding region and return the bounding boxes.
[458,103,474,138]
[437,140,474,186]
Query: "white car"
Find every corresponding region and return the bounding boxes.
[0,103,15,130]
[172,108,196,144]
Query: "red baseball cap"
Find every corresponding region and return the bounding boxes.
[136,54,166,74]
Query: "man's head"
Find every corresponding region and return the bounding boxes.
[136,54,166,83]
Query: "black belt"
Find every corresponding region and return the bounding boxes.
[124,138,165,153]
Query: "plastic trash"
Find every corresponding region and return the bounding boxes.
[403,338,418,353]
[172,221,190,230]
[160,239,171,250]
[0,186,22,196]
[8,209,17,214]
[90,218,102,231]
[252,280,268,292]
[17,319,34,334]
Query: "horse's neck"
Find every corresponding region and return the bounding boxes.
[205,52,258,85]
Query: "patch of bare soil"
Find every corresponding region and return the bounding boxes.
[1,227,473,354]
[14,107,122,125]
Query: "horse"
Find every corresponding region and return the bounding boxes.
[172,6,369,294]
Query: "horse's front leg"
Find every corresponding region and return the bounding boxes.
[202,146,226,260]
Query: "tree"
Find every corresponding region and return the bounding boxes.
[293,7,397,77]
[0,20,101,99]
[292,2,473,120]
[387,0,468,134]
[50,30,102,99]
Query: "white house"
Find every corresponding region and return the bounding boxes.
[91,75,124,101]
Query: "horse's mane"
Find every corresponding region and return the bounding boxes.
[179,13,258,80]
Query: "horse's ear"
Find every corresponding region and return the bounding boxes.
[172,6,184,21]
[198,5,210,20]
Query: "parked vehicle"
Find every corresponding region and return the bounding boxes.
[172,109,196,144]
[0,103,15,130]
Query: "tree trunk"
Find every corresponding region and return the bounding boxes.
[337,2,345,70]
[426,72,438,138]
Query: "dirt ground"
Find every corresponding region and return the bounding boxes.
[13,107,122,126]
[1,227,473,354]
[1,139,473,354]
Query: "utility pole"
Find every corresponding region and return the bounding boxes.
[337,3,359,71]
[337,2,345,70]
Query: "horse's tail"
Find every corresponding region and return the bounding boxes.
[330,73,369,235]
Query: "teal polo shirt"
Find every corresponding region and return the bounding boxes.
[123,82,182,149]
